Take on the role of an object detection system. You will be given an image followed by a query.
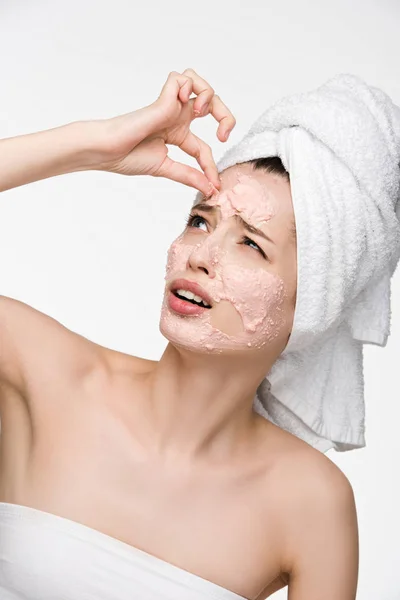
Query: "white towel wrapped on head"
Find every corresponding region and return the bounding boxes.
[216,74,400,453]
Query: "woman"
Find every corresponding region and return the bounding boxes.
[0,69,359,599]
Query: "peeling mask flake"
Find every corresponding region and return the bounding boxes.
[208,173,276,229]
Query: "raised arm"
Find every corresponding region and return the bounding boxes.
[0,69,236,396]
[0,121,102,193]
[0,69,236,196]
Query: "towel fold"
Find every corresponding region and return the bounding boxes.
[217,74,400,452]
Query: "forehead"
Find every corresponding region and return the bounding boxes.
[194,164,294,224]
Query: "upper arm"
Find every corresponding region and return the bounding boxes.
[286,460,359,600]
[0,295,101,397]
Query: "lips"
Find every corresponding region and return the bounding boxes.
[169,278,213,307]
[167,278,213,316]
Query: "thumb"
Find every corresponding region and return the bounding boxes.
[155,155,213,196]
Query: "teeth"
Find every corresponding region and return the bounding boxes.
[177,289,194,300]
[175,288,211,308]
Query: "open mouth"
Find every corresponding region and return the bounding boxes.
[172,289,211,309]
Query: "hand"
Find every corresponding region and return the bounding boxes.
[94,69,236,195]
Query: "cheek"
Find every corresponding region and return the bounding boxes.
[165,236,192,277]
[210,300,244,335]
[218,263,287,345]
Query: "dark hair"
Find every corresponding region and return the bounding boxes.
[248,156,289,180]
[246,157,296,244]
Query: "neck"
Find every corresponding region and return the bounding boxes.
[140,343,275,465]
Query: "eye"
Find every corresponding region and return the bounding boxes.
[186,213,208,232]
[241,236,267,259]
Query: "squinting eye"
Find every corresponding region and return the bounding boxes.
[241,236,267,259]
[187,214,208,231]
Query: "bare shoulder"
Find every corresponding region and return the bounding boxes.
[0,295,151,398]
[0,295,100,387]
[286,440,356,525]
[266,427,359,598]
[261,419,353,491]
[266,424,356,524]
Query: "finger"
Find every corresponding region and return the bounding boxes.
[192,90,212,118]
[158,71,193,105]
[179,77,193,104]
[156,155,213,196]
[208,94,236,142]
[181,69,236,140]
[181,68,214,115]
[179,131,220,189]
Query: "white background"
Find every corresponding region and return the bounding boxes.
[0,1,399,598]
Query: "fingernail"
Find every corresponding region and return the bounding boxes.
[204,182,214,198]
[206,181,219,197]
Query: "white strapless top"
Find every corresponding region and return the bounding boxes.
[0,502,249,600]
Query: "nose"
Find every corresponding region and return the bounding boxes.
[187,235,218,279]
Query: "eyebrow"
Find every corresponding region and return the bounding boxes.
[192,202,276,246]
[192,202,215,213]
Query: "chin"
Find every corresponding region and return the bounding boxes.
[159,309,274,357]
[159,313,223,355]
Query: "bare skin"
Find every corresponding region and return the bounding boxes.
[0,70,359,600]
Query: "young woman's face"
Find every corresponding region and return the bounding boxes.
[160,163,297,357]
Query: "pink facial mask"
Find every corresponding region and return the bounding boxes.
[207,174,275,229]
[160,174,288,353]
